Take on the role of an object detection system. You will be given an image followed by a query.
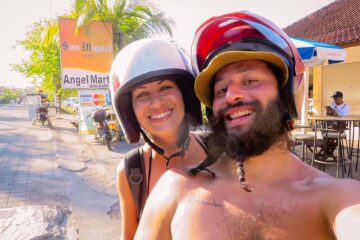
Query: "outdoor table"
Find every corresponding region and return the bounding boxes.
[308,115,360,121]
[308,115,360,178]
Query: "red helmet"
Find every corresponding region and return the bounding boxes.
[191,11,304,118]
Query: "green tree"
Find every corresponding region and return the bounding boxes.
[0,87,23,103]
[12,20,59,92]
[12,20,76,104]
[72,0,174,53]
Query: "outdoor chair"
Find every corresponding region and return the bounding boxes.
[292,133,315,164]
[310,120,352,178]
[291,124,317,164]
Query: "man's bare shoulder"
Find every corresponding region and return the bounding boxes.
[292,160,360,194]
[297,161,360,194]
[296,162,360,218]
[310,174,360,239]
[310,174,360,207]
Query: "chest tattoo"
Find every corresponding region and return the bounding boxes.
[188,193,223,209]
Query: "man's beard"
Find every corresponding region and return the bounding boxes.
[208,98,287,161]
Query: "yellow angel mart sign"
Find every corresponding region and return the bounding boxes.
[59,18,113,89]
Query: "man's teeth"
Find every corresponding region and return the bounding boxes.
[229,110,253,119]
[150,111,171,120]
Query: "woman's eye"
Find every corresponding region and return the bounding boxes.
[215,87,227,97]
[160,85,172,91]
[136,92,149,99]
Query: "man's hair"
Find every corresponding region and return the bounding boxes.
[265,62,283,90]
[265,62,298,119]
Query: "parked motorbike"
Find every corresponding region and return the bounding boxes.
[88,108,114,150]
[104,108,124,141]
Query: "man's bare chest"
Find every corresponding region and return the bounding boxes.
[171,190,328,240]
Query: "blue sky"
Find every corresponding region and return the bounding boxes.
[0,0,335,88]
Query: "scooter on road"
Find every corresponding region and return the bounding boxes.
[33,106,50,126]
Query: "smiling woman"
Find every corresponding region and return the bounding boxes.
[132,80,185,140]
[109,38,209,240]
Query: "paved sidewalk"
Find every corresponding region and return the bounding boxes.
[0,109,78,239]
[0,121,66,209]
[0,110,134,239]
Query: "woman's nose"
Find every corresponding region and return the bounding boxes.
[149,94,162,108]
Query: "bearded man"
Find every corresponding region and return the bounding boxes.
[134,11,360,240]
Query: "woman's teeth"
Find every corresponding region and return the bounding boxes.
[150,111,171,120]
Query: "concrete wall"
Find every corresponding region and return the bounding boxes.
[344,45,360,63]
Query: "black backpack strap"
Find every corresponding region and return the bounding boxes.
[124,147,146,222]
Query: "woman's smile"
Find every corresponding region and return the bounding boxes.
[148,109,173,122]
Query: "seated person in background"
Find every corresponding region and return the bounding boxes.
[325,91,350,116]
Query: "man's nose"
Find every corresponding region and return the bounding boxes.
[224,83,245,104]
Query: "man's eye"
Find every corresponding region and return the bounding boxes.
[215,87,227,97]
[243,80,258,86]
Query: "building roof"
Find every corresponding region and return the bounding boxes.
[284,0,360,46]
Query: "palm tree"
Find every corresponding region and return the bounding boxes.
[12,20,62,96]
[72,0,174,53]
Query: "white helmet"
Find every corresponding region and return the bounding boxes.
[110,38,202,144]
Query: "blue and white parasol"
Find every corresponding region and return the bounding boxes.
[290,37,346,67]
[290,37,347,125]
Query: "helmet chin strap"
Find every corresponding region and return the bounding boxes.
[140,129,191,169]
[163,135,190,169]
[140,129,164,155]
